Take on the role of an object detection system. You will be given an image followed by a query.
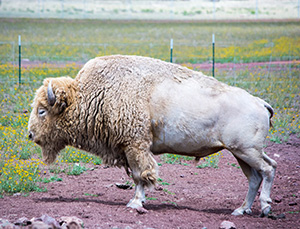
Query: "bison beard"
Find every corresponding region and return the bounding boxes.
[28,55,277,217]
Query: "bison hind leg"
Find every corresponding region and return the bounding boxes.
[232,156,262,216]
[231,148,277,216]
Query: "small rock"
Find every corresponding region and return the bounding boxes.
[136,207,148,214]
[0,219,15,229]
[104,183,114,188]
[274,153,280,158]
[155,186,163,191]
[180,174,184,178]
[31,214,60,228]
[288,202,297,206]
[115,182,132,190]
[124,226,133,229]
[268,213,286,220]
[59,216,84,229]
[29,221,53,229]
[274,196,282,203]
[267,214,277,220]
[277,213,286,219]
[14,217,31,226]
[219,220,236,229]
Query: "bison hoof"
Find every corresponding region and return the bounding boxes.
[232,207,252,216]
[126,200,143,209]
[231,208,244,216]
[245,208,252,215]
[260,205,271,217]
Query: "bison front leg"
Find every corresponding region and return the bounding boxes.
[126,181,146,209]
[124,143,158,211]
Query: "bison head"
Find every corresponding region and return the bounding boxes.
[28,76,77,164]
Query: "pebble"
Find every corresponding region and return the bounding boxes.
[219,220,236,229]
[274,196,282,203]
[288,202,297,206]
[0,219,15,228]
[115,182,132,190]
[14,217,31,226]
[268,213,286,220]
[136,207,148,214]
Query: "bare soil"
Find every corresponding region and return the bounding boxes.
[0,136,299,229]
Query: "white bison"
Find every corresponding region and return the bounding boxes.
[28,55,277,216]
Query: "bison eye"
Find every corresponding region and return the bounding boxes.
[38,108,47,117]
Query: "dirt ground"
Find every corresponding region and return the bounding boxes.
[0,136,299,228]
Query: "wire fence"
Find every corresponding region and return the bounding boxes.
[2,40,300,63]
[0,40,299,85]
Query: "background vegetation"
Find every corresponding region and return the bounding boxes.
[0,19,299,196]
[0,19,300,64]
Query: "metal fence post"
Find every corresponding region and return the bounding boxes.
[18,35,21,85]
[212,34,215,77]
[170,38,173,63]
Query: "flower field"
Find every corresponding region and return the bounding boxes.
[0,19,300,63]
[0,19,299,197]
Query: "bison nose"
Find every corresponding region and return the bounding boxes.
[28,131,34,140]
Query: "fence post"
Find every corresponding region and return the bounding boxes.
[18,35,21,85]
[212,34,215,77]
[170,38,173,63]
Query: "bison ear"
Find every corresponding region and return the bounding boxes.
[44,77,73,115]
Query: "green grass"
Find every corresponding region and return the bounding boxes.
[66,163,87,176]
[197,153,221,169]
[0,19,299,64]
[0,19,299,195]
[84,193,99,197]
[163,189,175,196]
[157,177,170,186]
[161,154,194,164]
[41,175,62,183]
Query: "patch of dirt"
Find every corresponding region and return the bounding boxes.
[0,137,299,228]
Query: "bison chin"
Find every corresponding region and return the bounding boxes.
[42,147,60,164]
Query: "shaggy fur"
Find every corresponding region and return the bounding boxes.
[28,55,277,215]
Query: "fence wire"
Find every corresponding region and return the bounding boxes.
[0,40,299,85]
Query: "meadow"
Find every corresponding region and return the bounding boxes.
[0,19,299,196]
[1,19,300,64]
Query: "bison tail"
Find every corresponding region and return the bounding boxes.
[264,102,274,128]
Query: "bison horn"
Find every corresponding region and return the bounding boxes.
[47,80,56,106]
